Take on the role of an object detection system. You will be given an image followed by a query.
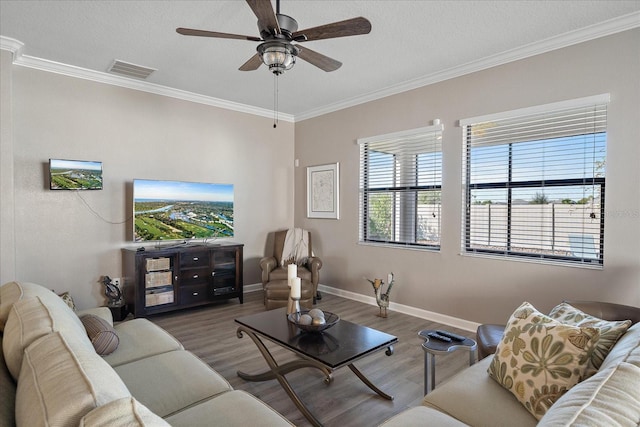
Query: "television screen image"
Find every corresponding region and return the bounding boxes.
[49,159,103,190]
[133,179,234,242]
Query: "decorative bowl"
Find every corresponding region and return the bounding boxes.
[288,310,340,333]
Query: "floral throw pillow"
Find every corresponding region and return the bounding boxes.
[488,302,600,420]
[549,302,631,378]
[58,291,76,311]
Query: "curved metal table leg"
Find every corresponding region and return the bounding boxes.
[348,363,394,400]
[347,345,395,400]
[236,326,332,427]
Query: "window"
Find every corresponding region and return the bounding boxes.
[359,123,443,249]
[460,94,609,266]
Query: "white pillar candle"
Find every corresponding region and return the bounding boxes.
[291,277,301,299]
[288,264,297,283]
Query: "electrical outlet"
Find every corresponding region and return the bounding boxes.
[111,278,121,289]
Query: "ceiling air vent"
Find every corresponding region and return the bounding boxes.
[108,60,156,79]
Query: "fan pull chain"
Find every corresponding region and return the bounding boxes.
[273,73,279,128]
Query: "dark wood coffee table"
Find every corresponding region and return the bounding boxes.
[235,308,397,427]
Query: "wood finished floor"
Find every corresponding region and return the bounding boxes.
[150,291,477,427]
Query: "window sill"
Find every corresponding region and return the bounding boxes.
[358,241,440,252]
[459,251,604,270]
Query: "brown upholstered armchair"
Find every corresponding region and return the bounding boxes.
[260,229,323,309]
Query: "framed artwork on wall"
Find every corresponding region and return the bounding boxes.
[307,163,339,219]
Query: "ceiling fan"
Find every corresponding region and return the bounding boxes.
[176,0,372,75]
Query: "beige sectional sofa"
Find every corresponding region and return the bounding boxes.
[381,303,640,427]
[0,281,293,427]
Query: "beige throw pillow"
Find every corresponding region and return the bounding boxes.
[80,314,120,355]
[488,301,599,420]
[16,331,131,427]
[0,281,86,333]
[549,302,631,377]
[3,296,93,380]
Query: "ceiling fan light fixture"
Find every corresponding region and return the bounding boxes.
[177,1,372,77]
[258,42,297,75]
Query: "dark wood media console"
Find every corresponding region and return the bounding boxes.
[122,243,243,317]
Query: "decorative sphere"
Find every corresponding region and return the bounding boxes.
[298,314,313,325]
[308,309,325,319]
[311,316,326,326]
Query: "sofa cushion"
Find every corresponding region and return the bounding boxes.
[102,318,183,367]
[165,390,294,426]
[114,350,232,418]
[379,405,470,427]
[16,331,131,427]
[0,281,85,332]
[269,265,313,282]
[0,335,16,427]
[549,302,631,377]
[79,397,170,427]
[80,314,120,355]
[3,296,94,380]
[487,302,598,420]
[422,356,537,427]
[0,281,23,331]
[538,361,640,427]
[600,322,640,369]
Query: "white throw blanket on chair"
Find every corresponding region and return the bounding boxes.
[281,228,310,266]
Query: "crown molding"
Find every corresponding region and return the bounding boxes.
[2,11,638,124]
[294,11,640,122]
[0,36,24,59]
[0,37,293,123]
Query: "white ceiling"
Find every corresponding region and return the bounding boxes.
[1,1,639,120]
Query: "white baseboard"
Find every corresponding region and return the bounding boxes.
[244,283,263,293]
[245,283,480,332]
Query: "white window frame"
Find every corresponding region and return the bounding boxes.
[358,122,443,250]
[460,94,609,268]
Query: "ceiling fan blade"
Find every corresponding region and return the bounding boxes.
[176,27,262,42]
[297,46,342,72]
[239,53,263,71]
[293,17,371,42]
[246,0,281,35]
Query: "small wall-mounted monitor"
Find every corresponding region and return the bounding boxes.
[49,159,103,190]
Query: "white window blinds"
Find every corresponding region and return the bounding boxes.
[359,124,443,248]
[461,95,609,266]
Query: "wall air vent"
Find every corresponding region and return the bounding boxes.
[107,60,156,79]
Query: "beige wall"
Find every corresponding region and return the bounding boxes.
[1,29,638,323]
[294,29,640,324]
[1,59,295,309]
[1,50,16,283]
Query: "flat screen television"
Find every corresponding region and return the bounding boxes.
[133,179,234,242]
[49,159,103,190]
